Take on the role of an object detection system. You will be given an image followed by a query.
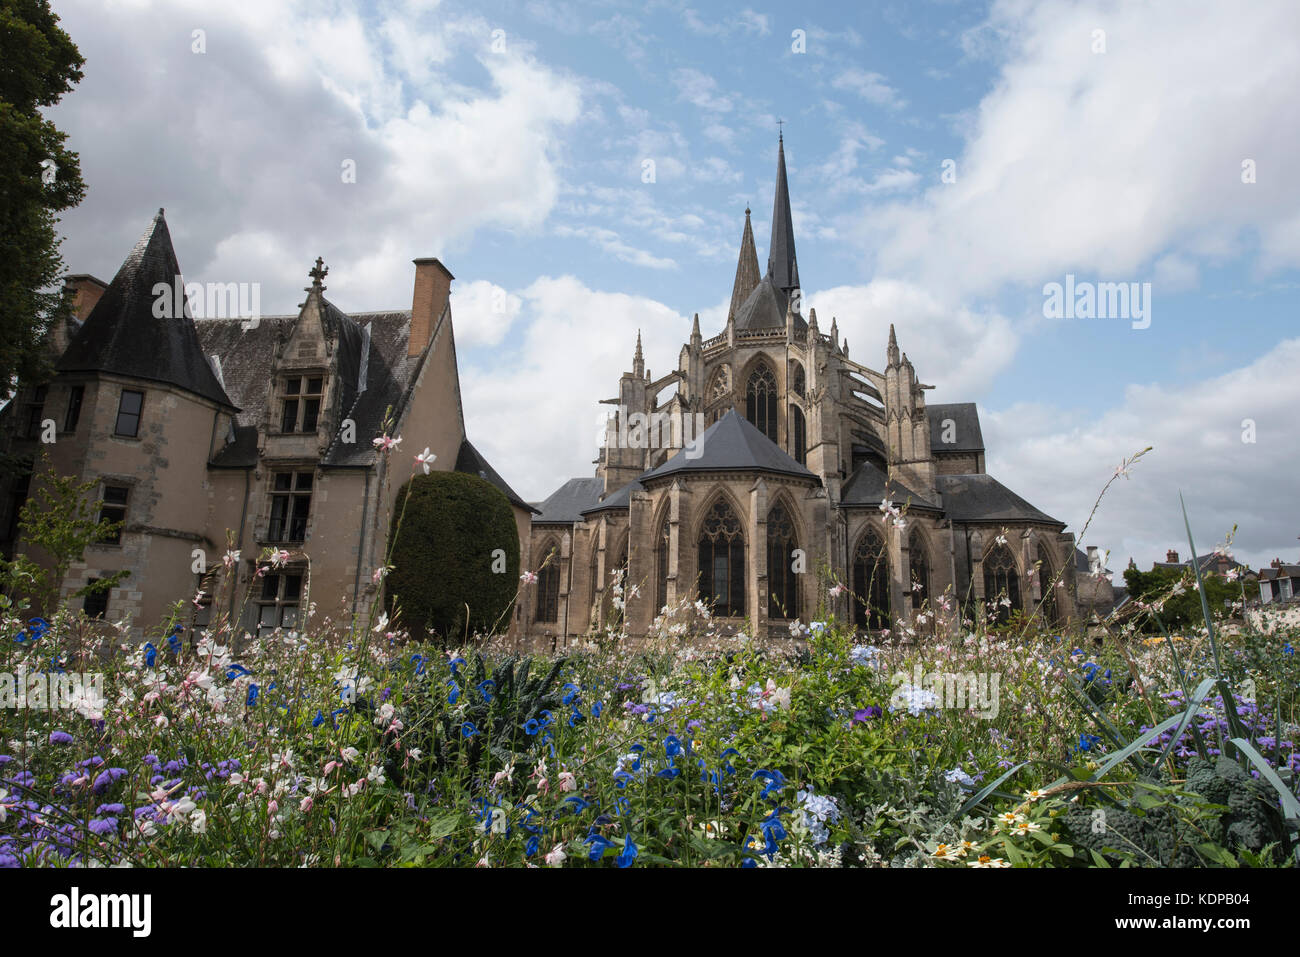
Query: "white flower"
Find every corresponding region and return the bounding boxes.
[223,549,241,569]
[415,448,436,474]
[372,434,402,452]
[373,612,390,633]
[190,809,207,834]
[544,843,567,867]
[340,746,360,764]
[520,570,538,585]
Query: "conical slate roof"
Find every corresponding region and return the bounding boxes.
[766,134,799,295]
[640,408,816,483]
[58,209,234,409]
[733,274,806,333]
[727,208,761,324]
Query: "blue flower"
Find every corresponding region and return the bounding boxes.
[167,632,182,654]
[591,701,603,718]
[411,654,427,676]
[751,769,785,799]
[616,835,638,868]
[568,707,584,728]
[449,657,466,674]
[525,835,540,857]
[613,772,633,789]
[477,679,496,703]
[312,711,325,728]
[719,748,739,774]
[143,643,157,668]
[226,663,252,680]
[563,796,591,815]
[246,684,259,707]
[539,710,554,727]
[447,679,460,704]
[461,722,478,738]
[523,718,541,735]
[583,834,616,861]
[562,683,581,706]
[664,735,683,757]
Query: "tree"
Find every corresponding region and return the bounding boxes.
[386,472,520,644]
[1123,563,1246,632]
[0,0,86,395]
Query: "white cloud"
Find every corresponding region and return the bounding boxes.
[865,0,1300,300]
[830,68,906,109]
[460,276,692,499]
[983,338,1300,571]
[672,68,735,114]
[451,280,522,348]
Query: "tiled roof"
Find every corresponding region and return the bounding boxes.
[839,459,940,510]
[581,478,644,515]
[640,409,817,483]
[58,210,235,409]
[928,402,984,453]
[936,473,1062,525]
[533,477,606,525]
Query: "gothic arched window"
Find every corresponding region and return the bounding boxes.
[909,528,930,611]
[697,499,746,617]
[1036,542,1059,628]
[535,541,561,623]
[790,362,805,397]
[984,543,1021,624]
[852,526,890,630]
[745,363,778,443]
[766,501,799,620]
[790,405,806,466]
[655,517,670,614]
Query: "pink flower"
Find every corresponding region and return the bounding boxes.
[520,571,538,585]
[829,584,846,600]
[372,566,389,584]
[372,434,402,452]
[557,771,577,793]
[300,797,313,813]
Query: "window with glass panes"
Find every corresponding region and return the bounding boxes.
[115,389,143,437]
[267,472,312,543]
[257,570,303,636]
[24,386,48,439]
[64,385,84,432]
[280,376,324,433]
[98,485,129,545]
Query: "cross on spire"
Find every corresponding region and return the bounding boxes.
[308,256,328,290]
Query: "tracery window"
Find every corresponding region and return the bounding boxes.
[984,544,1021,624]
[852,526,890,630]
[766,502,799,620]
[790,405,806,466]
[909,529,930,611]
[535,542,561,623]
[655,517,670,613]
[745,363,778,442]
[697,499,745,617]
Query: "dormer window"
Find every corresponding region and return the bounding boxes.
[280,376,323,433]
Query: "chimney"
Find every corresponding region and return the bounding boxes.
[409,258,454,358]
[1166,549,1179,564]
[65,274,109,321]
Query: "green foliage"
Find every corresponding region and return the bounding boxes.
[386,471,519,644]
[0,0,86,391]
[1122,563,1242,631]
[1,460,128,612]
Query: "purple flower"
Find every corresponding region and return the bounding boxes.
[48,731,74,745]
[91,768,128,794]
[852,706,882,724]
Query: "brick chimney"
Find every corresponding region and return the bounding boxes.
[408,258,454,358]
[65,274,109,321]
[1166,549,1179,564]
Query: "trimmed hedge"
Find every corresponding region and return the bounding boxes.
[386,471,520,643]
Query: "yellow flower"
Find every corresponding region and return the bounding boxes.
[1024,788,1045,802]
[1012,820,1042,837]
[997,811,1024,827]
[968,854,1011,868]
[933,843,954,860]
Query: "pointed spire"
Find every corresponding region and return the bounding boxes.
[633,329,644,377]
[307,256,328,293]
[766,133,799,297]
[887,323,900,367]
[829,316,839,351]
[57,208,234,409]
[690,312,701,342]
[727,206,761,325]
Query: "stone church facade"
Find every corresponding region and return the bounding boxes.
[525,136,1079,640]
[0,209,534,640]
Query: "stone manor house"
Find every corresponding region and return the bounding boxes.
[1,136,1081,642]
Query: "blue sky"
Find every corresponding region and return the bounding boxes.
[46,0,1300,571]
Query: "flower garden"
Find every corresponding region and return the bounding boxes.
[2,445,1298,869]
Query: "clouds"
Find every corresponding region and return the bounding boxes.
[983,337,1300,571]
[831,68,906,110]
[459,275,692,500]
[51,0,581,310]
[865,0,1300,300]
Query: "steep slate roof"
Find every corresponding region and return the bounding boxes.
[456,438,538,513]
[533,477,606,525]
[928,403,984,453]
[767,134,800,295]
[840,459,941,510]
[1258,564,1300,581]
[581,478,644,515]
[58,209,235,409]
[936,473,1063,525]
[733,274,806,334]
[195,307,420,468]
[640,408,817,483]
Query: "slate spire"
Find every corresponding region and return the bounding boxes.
[727,206,761,324]
[766,133,799,297]
[57,209,234,409]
